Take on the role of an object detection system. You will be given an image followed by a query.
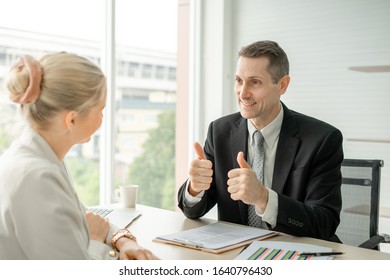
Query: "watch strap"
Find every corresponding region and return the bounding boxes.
[111,229,137,250]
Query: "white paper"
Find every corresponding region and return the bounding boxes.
[156,222,275,250]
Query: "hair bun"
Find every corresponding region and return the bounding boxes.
[5,55,42,104]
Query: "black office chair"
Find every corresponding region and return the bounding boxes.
[336,159,390,250]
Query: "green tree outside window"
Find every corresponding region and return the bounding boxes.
[127,109,176,210]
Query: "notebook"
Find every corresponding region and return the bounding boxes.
[88,207,141,229]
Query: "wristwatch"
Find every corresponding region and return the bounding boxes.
[111,229,137,250]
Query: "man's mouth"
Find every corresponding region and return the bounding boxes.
[241,100,256,106]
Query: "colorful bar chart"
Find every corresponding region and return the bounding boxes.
[235,241,333,260]
[248,247,310,260]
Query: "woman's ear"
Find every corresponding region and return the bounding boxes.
[64,111,77,129]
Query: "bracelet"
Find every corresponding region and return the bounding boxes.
[111,229,137,251]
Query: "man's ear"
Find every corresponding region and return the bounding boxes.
[279,75,290,95]
[64,111,77,129]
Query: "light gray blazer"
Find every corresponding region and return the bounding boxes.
[0,126,118,259]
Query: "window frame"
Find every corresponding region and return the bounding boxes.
[99,0,116,205]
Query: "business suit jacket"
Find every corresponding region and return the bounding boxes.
[178,103,343,241]
[0,126,118,259]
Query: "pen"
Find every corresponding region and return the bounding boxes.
[298,252,345,257]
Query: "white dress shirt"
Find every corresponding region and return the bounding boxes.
[246,106,284,227]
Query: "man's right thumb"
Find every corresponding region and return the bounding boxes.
[237,151,251,169]
[193,142,206,160]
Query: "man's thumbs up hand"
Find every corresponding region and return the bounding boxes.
[227,151,268,211]
[188,142,213,196]
[194,141,207,160]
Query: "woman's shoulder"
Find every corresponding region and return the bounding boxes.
[0,143,64,195]
[1,141,58,172]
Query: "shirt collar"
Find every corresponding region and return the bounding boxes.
[247,103,284,148]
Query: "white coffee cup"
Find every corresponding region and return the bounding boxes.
[114,185,139,208]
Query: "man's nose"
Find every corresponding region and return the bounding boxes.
[239,83,251,99]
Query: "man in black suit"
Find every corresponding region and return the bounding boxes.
[178,40,343,241]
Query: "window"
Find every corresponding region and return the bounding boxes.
[0,0,105,206]
[118,60,126,76]
[168,66,177,81]
[114,0,177,210]
[141,64,153,79]
[0,51,5,65]
[127,62,140,78]
[0,0,178,210]
[155,65,166,79]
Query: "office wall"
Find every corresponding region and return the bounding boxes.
[195,0,390,230]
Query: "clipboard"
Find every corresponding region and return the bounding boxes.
[153,222,278,254]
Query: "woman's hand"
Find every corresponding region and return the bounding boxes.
[85,211,110,242]
[116,238,159,260]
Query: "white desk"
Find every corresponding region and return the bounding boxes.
[126,204,390,260]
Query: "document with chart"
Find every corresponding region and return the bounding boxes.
[235,241,334,260]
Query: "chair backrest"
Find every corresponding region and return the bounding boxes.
[336,159,384,246]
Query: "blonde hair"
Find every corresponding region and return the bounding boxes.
[5,65,30,98]
[5,52,106,129]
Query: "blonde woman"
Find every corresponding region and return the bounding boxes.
[0,53,158,260]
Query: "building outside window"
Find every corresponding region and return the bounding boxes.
[141,64,153,79]
[155,65,166,79]
[127,62,140,78]
[168,66,176,81]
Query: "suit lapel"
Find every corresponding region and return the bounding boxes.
[230,117,248,168]
[272,104,300,194]
[230,117,249,223]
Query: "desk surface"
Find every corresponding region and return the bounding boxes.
[125,204,390,260]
